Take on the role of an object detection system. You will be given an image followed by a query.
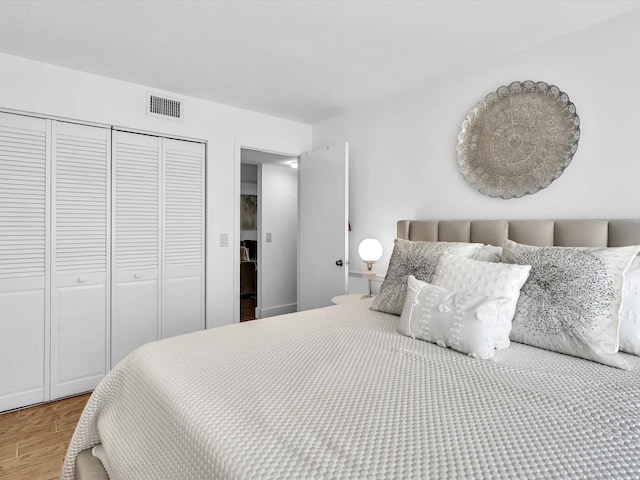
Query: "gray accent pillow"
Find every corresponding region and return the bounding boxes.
[370,239,482,316]
[502,239,640,369]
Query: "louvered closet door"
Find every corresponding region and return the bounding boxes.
[0,112,49,411]
[162,138,205,338]
[50,122,110,399]
[111,131,160,367]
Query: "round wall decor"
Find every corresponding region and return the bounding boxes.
[456,81,580,199]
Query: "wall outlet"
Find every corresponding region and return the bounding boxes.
[220,233,229,247]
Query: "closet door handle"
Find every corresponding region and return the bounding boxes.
[77,277,86,284]
[134,273,142,279]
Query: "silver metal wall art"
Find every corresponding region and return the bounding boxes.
[456,81,580,199]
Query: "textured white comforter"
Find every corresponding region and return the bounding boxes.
[62,303,640,479]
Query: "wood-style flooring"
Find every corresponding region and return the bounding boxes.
[0,393,90,480]
[241,295,257,322]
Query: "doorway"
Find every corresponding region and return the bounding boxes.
[239,162,258,321]
[239,148,298,321]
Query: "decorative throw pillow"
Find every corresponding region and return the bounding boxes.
[398,276,505,359]
[620,256,640,356]
[502,239,640,369]
[432,253,531,349]
[370,239,483,315]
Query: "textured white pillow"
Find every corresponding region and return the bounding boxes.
[432,253,531,350]
[370,239,483,316]
[398,275,505,360]
[502,239,640,369]
[620,256,640,355]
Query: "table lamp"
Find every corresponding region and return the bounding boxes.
[358,238,383,298]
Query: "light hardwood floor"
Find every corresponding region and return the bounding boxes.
[0,393,90,480]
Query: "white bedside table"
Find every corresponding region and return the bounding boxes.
[331,294,374,305]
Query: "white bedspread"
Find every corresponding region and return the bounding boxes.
[62,303,640,479]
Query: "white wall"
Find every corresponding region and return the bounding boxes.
[257,164,298,317]
[313,9,640,289]
[0,52,311,328]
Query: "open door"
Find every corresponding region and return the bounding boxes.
[298,143,348,311]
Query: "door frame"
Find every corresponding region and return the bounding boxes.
[233,138,302,324]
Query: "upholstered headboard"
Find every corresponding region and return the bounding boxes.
[397,220,640,248]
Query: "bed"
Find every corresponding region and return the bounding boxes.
[63,219,640,480]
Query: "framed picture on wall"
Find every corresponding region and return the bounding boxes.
[240,194,257,230]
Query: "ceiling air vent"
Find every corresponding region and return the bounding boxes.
[146,92,183,121]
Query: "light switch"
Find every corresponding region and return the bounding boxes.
[220,233,229,247]
[266,232,272,243]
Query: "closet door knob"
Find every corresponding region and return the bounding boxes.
[77,277,86,284]
[134,273,141,279]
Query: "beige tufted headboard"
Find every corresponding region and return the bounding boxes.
[397,220,640,248]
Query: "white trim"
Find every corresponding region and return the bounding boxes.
[0,105,206,145]
[112,125,204,144]
[0,106,110,129]
[44,119,52,402]
[255,303,297,319]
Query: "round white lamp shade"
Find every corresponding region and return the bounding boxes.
[358,238,383,262]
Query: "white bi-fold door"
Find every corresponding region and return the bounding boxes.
[50,121,111,400]
[0,114,111,409]
[111,132,161,366]
[0,112,49,411]
[162,138,205,339]
[0,110,206,411]
[111,131,204,367]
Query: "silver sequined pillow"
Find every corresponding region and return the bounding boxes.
[370,239,482,316]
[502,239,640,369]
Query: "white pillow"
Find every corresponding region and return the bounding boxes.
[398,275,505,360]
[431,253,531,350]
[620,256,640,355]
[474,245,503,263]
[502,239,640,369]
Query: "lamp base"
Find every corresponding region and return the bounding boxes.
[362,271,376,298]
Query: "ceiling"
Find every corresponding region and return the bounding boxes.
[0,1,638,124]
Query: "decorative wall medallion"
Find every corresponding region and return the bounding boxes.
[456,81,580,199]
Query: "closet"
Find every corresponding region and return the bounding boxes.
[111,131,205,367]
[0,112,205,412]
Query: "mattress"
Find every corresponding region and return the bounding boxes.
[62,302,640,479]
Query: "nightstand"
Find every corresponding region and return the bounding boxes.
[331,294,374,305]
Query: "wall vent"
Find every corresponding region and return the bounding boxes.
[146,93,183,121]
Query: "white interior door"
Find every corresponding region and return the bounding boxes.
[0,112,49,411]
[111,131,161,367]
[162,138,205,338]
[298,143,348,311]
[50,121,110,399]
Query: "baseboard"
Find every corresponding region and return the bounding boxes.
[256,303,297,319]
